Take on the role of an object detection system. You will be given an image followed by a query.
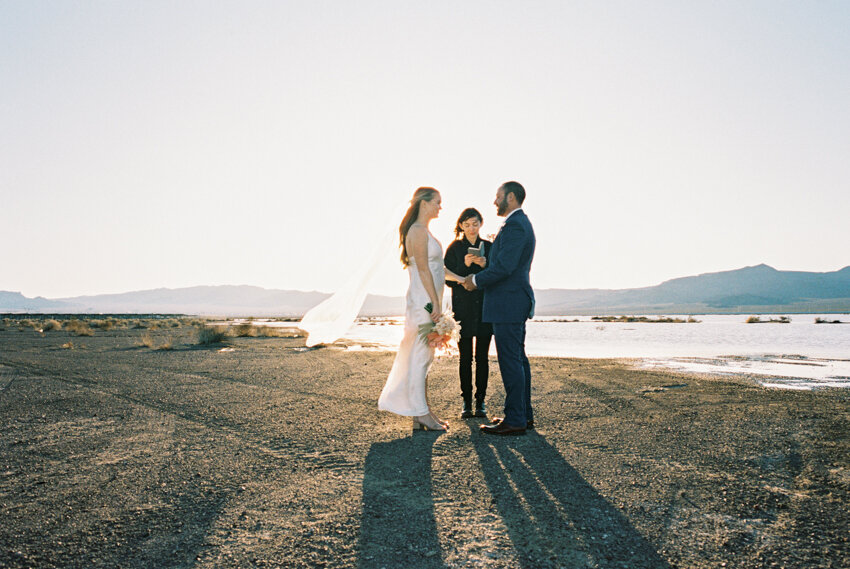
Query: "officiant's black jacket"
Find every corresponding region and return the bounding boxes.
[445,236,493,338]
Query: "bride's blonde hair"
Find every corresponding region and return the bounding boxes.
[399,187,439,267]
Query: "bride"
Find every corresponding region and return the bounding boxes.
[378,187,465,431]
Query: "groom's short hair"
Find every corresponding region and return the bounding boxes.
[501,181,526,205]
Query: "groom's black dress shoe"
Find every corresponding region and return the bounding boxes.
[480,422,526,436]
[489,417,534,429]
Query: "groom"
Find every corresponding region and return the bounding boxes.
[463,181,536,435]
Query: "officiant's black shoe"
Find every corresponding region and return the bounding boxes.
[474,400,487,417]
[461,400,474,419]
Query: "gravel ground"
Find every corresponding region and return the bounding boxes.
[1,326,848,568]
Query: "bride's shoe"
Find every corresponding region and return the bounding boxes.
[428,408,449,428]
[431,413,449,429]
[413,415,447,431]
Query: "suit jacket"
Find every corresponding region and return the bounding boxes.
[475,209,536,323]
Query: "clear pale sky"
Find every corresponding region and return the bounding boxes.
[2,1,849,299]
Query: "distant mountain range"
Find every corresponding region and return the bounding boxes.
[2,264,849,316]
[533,264,850,315]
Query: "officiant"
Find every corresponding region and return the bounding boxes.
[444,208,493,419]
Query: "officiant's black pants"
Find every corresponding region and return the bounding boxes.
[458,333,491,403]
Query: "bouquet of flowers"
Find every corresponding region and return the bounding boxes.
[419,302,461,352]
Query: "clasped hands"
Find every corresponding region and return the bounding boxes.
[461,275,477,291]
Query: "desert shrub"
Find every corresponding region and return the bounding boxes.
[258,326,304,338]
[197,325,229,345]
[61,341,74,349]
[140,333,156,348]
[43,319,63,331]
[66,320,94,336]
[234,323,258,337]
[89,318,118,330]
[745,316,761,323]
[96,318,122,330]
[157,337,174,350]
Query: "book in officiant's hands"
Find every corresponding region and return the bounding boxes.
[467,244,485,258]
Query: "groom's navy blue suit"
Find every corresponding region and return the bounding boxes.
[474,209,536,427]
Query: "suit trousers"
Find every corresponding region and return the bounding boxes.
[492,322,533,427]
[458,333,492,403]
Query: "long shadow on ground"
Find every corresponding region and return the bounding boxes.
[358,433,446,569]
[471,425,670,568]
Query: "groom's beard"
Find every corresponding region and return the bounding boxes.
[497,197,508,216]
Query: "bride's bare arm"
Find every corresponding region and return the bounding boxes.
[445,269,465,283]
[407,225,442,318]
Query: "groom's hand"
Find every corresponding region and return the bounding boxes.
[462,275,477,291]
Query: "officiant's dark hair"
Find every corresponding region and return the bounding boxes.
[399,187,439,267]
[501,181,526,205]
[454,208,483,238]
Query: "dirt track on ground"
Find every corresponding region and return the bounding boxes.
[1,326,848,568]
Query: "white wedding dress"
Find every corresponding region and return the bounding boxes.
[378,232,445,417]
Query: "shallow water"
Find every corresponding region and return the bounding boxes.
[342,314,850,390]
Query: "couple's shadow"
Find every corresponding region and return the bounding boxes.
[357,425,669,568]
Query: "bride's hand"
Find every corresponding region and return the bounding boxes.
[430,311,441,323]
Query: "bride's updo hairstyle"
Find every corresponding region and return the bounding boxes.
[399,186,439,267]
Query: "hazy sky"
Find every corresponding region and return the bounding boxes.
[2,1,849,299]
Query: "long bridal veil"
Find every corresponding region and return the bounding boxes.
[299,204,407,347]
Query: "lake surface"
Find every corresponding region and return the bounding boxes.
[341,314,850,390]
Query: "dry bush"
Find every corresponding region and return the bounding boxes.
[258,326,304,338]
[43,319,63,331]
[140,333,156,348]
[160,319,181,328]
[234,323,258,337]
[61,341,74,349]
[66,320,94,336]
[93,318,122,330]
[157,337,174,350]
[197,325,229,345]
[745,316,761,323]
